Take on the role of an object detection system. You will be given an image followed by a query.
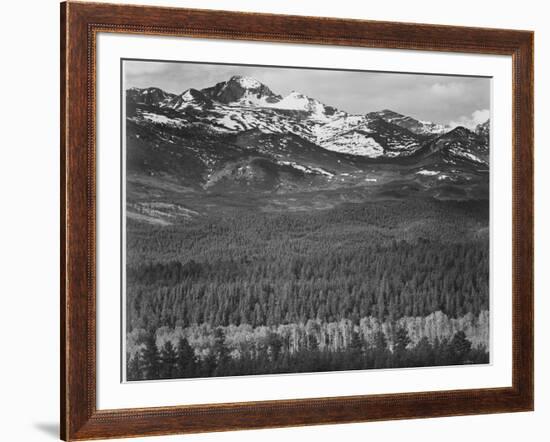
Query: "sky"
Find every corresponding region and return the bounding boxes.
[124,59,490,128]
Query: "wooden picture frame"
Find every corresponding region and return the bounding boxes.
[61,1,534,440]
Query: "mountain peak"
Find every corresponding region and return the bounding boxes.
[228,75,264,90]
[126,87,175,106]
[165,88,213,110]
[378,109,403,117]
[273,91,340,118]
[448,126,475,137]
[201,76,281,105]
[428,124,489,166]
[179,88,201,99]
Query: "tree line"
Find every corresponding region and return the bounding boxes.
[127,327,488,381]
[126,310,489,360]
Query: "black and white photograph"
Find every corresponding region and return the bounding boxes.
[123,60,491,382]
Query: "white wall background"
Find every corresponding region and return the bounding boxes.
[0,0,547,441]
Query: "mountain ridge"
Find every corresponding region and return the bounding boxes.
[125,75,490,222]
[127,76,488,159]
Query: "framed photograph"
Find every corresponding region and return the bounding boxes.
[61,1,534,440]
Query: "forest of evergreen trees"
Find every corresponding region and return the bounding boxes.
[126,198,490,379]
[127,328,488,381]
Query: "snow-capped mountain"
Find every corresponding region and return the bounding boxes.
[200,75,283,107]
[125,75,489,210]
[269,91,340,119]
[127,87,175,107]
[317,117,423,158]
[430,126,489,166]
[127,76,438,158]
[367,109,451,136]
[196,76,340,118]
[164,88,214,111]
[406,126,489,181]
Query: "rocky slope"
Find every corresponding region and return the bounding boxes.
[125,75,490,222]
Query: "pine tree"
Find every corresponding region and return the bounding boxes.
[373,330,389,369]
[266,332,283,362]
[450,331,472,364]
[213,327,230,376]
[394,327,411,354]
[393,326,411,367]
[176,337,196,378]
[159,340,177,379]
[141,332,160,380]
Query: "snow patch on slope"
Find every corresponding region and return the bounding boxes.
[138,112,182,127]
[416,170,440,176]
[322,132,384,157]
[277,160,335,177]
[233,76,262,89]
[448,148,484,165]
[273,92,312,111]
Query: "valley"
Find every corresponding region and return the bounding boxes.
[123,74,490,380]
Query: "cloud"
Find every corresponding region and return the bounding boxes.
[448,109,490,130]
[429,82,466,99]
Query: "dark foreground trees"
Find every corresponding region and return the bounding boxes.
[127,329,489,381]
[128,335,198,381]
